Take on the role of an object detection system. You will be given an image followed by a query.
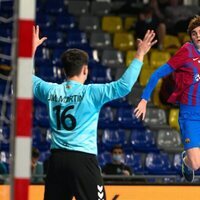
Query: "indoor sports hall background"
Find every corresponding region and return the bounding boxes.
[0,0,200,199]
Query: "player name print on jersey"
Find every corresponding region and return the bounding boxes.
[48,94,84,103]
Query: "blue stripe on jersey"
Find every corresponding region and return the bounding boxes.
[187,63,198,105]
[33,58,143,155]
[188,83,194,105]
[196,83,200,105]
[187,43,193,57]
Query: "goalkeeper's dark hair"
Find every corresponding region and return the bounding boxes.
[187,15,200,37]
[61,49,89,78]
[32,147,40,158]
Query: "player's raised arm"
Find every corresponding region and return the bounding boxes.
[89,30,157,107]
[32,25,47,56]
[32,26,52,103]
[134,30,157,62]
[115,29,157,94]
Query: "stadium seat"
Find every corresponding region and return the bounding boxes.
[144,107,167,127]
[0,58,9,67]
[79,15,100,32]
[102,16,123,33]
[39,150,51,162]
[90,31,112,50]
[177,32,188,44]
[157,128,182,152]
[56,15,77,31]
[0,140,9,152]
[106,97,130,108]
[153,79,169,110]
[0,80,8,99]
[127,84,144,106]
[117,107,143,128]
[41,31,64,48]
[125,153,144,174]
[145,152,173,174]
[34,105,50,128]
[32,126,43,146]
[1,43,11,56]
[89,66,112,83]
[130,128,158,152]
[32,127,51,152]
[139,68,154,86]
[0,28,12,40]
[113,32,134,51]
[1,125,10,141]
[0,81,11,103]
[173,153,182,174]
[169,109,180,131]
[66,30,88,48]
[34,98,46,108]
[36,14,54,29]
[0,126,10,155]
[68,0,90,16]
[35,65,59,82]
[91,1,111,16]
[150,51,171,69]
[124,16,137,31]
[0,0,13,12]
[35,47,51,61]
[98,106,115,129]
[114,67,126,80]
[164,35,181,50]
[81,47,98,62]
[44,0,65,14]
[51,48,66,64]
[101,49,124,68]
[36,0,45,12]
[98,151,112,167]
[182,34,190,44]
[126,50,149,67]
[102,129,126,150]
[5,103,11,121]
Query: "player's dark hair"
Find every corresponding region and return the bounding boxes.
[187,15,200,37]
[32,147,40,158]
[61,49,89,78]
[111,144,123,153]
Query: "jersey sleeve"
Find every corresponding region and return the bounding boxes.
[89,59,143,108]
[141,64,174,101]
[167,45,188,70]
[32,75,54,104]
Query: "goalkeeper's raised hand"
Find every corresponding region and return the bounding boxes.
[32,25,47,55]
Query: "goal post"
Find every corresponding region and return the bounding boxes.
[12,0,35,200]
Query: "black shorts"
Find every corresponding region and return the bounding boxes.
[44,149,106,200]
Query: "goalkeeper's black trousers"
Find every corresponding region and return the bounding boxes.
[44,149,106,200]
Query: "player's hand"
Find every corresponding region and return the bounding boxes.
[33,25,47,55]
[135,30,157,61]
[122,170,131,176]
[134,99,147,120]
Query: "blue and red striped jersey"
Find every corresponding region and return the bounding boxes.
[168,42,200,105]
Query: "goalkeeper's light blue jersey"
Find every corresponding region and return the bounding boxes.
[32,59,142,155]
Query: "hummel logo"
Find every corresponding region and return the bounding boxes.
[97,185,104,199]
[193,58,199,61]
[97,185,103,192]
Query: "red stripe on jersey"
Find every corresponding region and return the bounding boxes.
[192,83,198,105]
[16,99,32,137]
[18,20,35,57]
[14,179,29,200]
